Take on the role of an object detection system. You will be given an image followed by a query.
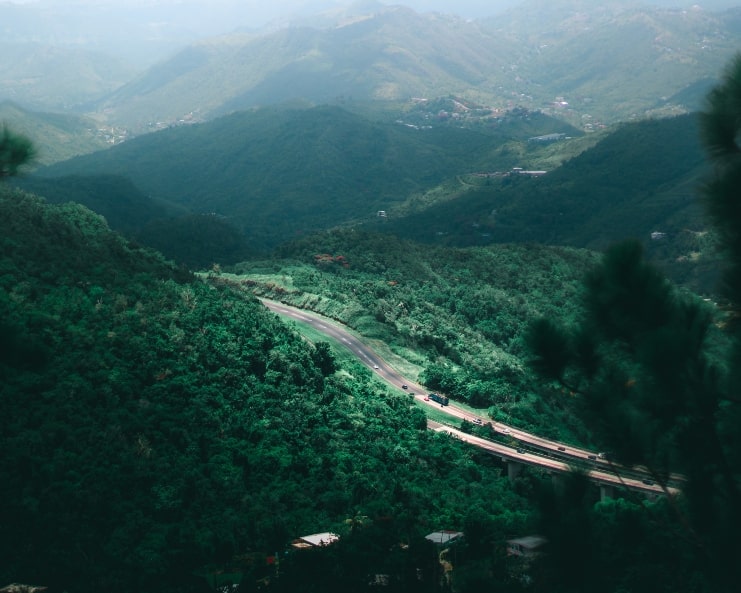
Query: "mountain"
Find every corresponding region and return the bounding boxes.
[377,112,720,293]
[0,101,126,167]
[36,104,582,253]
[490,1,741,124]
[31,103,721,292]
[88,2,741,132]
[3,2,739,134]
[383,113,706,246]
[0,43,135,113]
[93,5,520,132]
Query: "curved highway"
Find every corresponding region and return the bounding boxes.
[261,298,679,495]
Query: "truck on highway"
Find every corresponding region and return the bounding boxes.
[428,393,449,406]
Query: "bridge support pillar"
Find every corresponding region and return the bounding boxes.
[507,461,523,482]
[551,473,566,495]
[600,484,616,501]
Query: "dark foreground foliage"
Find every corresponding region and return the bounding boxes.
[0,187,532,592]
[526,54,741,593]
[0,124,36,179]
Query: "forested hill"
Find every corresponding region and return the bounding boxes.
[0,186,532,592]
[378,113,719,294]
[383,113,706,247]
[30,106,718,291]
[89,1,741,131]
[237,228,599,442]
[0,101,118,166]
[34,104,577,253]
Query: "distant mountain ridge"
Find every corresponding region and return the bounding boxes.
[89,2,741,132]
[37,104,561,251]
[95,6,517,131]
[30,102,718,292]
[2,2,739,134]
[496,1,741,120]
[0,101,125,166]
[0,43,134,113]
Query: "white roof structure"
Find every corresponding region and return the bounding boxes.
[507,535,548,557]
[425,530,464,546]
[291,532,340,549]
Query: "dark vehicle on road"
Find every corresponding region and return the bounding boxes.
[428,393,449,406]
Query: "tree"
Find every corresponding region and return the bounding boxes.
[526,53,741,592]
[0,124,36,179]
[700,53,741,391]
[311,341,337,377]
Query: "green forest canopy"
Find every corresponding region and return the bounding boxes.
[0,187,533,592]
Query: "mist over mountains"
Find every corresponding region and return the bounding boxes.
[2,1,741,128]
[4,2,741,592]
[4,0,736,282]
[2,0,729,291]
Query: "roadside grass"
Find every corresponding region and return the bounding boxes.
[363,337,426,382]
[277,311,458,422]
[267,300,493,419]
[416,401,458,426]
[272,313,359,369]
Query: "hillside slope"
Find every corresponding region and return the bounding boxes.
[378,113,719,293]
[33,105,721,292]
[95,5,520,131]
[0,185,531,592]
[494,1,741,123]
[92,2,741,131]
[240,228,599,442]
[37,105,574,252]
[14,174,172,233]
[0,42,134,112]
[0,101,124,167]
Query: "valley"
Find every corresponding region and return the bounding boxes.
[2,1,741,592]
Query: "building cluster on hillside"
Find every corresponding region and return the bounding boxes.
[95,124,129,144]
[401,96,507,128]
[0,585,48,593]
[470,167,547,179]
[528,133,567,143]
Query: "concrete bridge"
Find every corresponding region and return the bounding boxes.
[432,424,678,500]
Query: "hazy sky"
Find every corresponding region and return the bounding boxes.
[1,0,523,63]
[4,0,739,67]
[5,1,740,28]
[4,0,522,22]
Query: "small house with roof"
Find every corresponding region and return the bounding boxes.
[291,532,340,550]
[507,535,547,558]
